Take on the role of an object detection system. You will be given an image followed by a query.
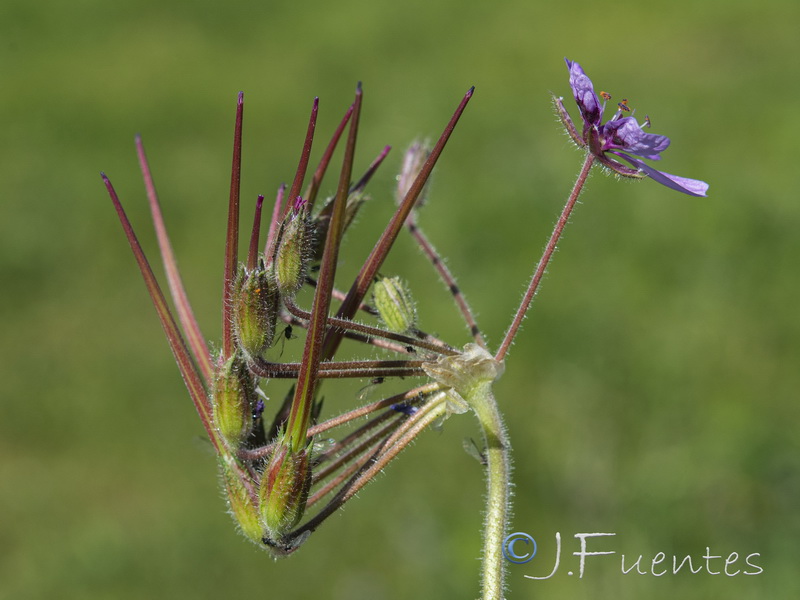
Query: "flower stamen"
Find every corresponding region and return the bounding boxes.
[599,90,612,113]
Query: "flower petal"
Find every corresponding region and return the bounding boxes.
[602,118,670,160]
[565,58,603,127]
[613,153,709,197]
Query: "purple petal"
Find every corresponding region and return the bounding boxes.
[602,118,670,160]
[613,153,709,197]
[565,58,603,127]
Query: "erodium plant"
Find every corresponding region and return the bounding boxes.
[103,59,707,600]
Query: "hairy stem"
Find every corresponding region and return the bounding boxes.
[421,344,508,600]
[495,152,595,362]
[406,218,487,349]
[467,381,511,600]
[292,393,448,537]
[283,296,457,356]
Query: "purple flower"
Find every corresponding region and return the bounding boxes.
[557,59,708,197]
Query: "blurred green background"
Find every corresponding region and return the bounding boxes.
[1,0,798,598]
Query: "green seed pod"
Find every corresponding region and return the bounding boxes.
[372,276,417,334]
[212,354,255,448]
[274,201,312,296]
[258,441,311,541]
[233,264,279,359]
[219,456,263,545]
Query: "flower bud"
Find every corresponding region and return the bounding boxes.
[396,141,431,206]
[274,199,313,296]
[372,276,417,334]
[311,191,368,262]
[343,190,368,234]
[212,354,256,447]
[233,264,279,359]
[258,442,311,540]
[219,456,263,544]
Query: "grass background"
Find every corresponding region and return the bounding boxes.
[1,0,798,598]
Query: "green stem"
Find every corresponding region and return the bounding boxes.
[466,380,510,600]
[422,344,508,600]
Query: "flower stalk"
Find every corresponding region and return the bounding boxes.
[496,151,595,362]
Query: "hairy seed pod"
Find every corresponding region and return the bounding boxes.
[274,201,312,296]
[258,442,311,541]
[233,264,279,359]
[219,456,263,545]
[373,276,417,334]
[212,354,256,447]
